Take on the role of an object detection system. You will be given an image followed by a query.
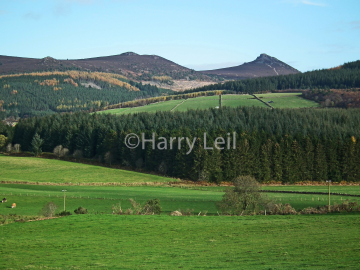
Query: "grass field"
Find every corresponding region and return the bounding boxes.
[1,183,360,217]
[0,155,173,184]
[100,93,319,115]
[257,93,319,108]
[1,214,359,269]
[1,154,360,269]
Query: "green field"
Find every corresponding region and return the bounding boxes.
[100,93,319,115]
[0,155,173,184]
[1,155,360,269]
[1,183,359,217]
[1,214,359,269]
[257,93,320,108]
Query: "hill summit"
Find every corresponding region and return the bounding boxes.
[200,53,300,79]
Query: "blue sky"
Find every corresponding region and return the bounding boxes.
[0,0,359,72]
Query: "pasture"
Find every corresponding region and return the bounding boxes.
[99,92,319,115]
[0,155,173,184]
[1,155,360,269]
[0,214,359,269]
[1,183,360,217]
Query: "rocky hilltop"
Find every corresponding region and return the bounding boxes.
[200,53,300,79]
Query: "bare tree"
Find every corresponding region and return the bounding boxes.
[217,175,267,215]
[40,202,58,217]
[13,144,21,153]
[6,143,12,153]
[53,145,63,158]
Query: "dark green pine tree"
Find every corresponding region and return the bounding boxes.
[272,142,283,182]
[314,143,328,181]
[303,137,314,181]
[259,140,272,183]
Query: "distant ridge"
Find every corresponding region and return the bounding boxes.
[200,53,300,79]
[0,52,215,81]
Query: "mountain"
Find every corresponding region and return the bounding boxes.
[0,52,212,82]
[200,53,300,79]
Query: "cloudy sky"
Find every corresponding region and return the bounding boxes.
[0,0,359,72]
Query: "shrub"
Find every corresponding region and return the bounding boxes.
[53,145,63,158]
[217,175,268,215]
[112,203,123,215]
[40,202,57,217]
[143,198,161,215]
[73,149,83,160]
[57,210,71,216]
[265,203,297,215]
[74,206,88,214]
[60,148,69,157]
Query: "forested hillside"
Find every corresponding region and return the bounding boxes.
[0,71,169,119]
[11,107,360,184]
[190,60,360,94]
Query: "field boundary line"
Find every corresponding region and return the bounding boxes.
[171,99,187,111]
[252,94,274,109]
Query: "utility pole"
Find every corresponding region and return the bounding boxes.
[219,94,222,109]
[62,190,67,211]
[326,180,331,211]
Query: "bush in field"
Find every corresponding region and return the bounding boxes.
[40,202,57,217]
[57,211,71,216]
[74,206,88,214]
[143,198,162,215]
[112,203,123,215]
[217,176,267,215]
[112,199,162,215]
[266,203,297,215]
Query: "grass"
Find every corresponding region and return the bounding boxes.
[108,99,184,115]
[1,184,360,216]
[1,214,360,269]
[0,155,174,184]
[100,93,319,115]
[254,93,319,108]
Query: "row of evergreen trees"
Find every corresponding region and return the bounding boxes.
[11,107,360,183]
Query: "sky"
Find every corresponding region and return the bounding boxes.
[0,0,359,72]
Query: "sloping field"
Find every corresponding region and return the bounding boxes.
[257,93,319,108]
[0,155,173,184]
[100,93,319,115]
[1,214,359,269]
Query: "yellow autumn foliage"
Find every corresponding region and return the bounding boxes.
[0,71,139,91]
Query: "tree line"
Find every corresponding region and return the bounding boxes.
[10,106,360,184]
[188,60,360,94]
